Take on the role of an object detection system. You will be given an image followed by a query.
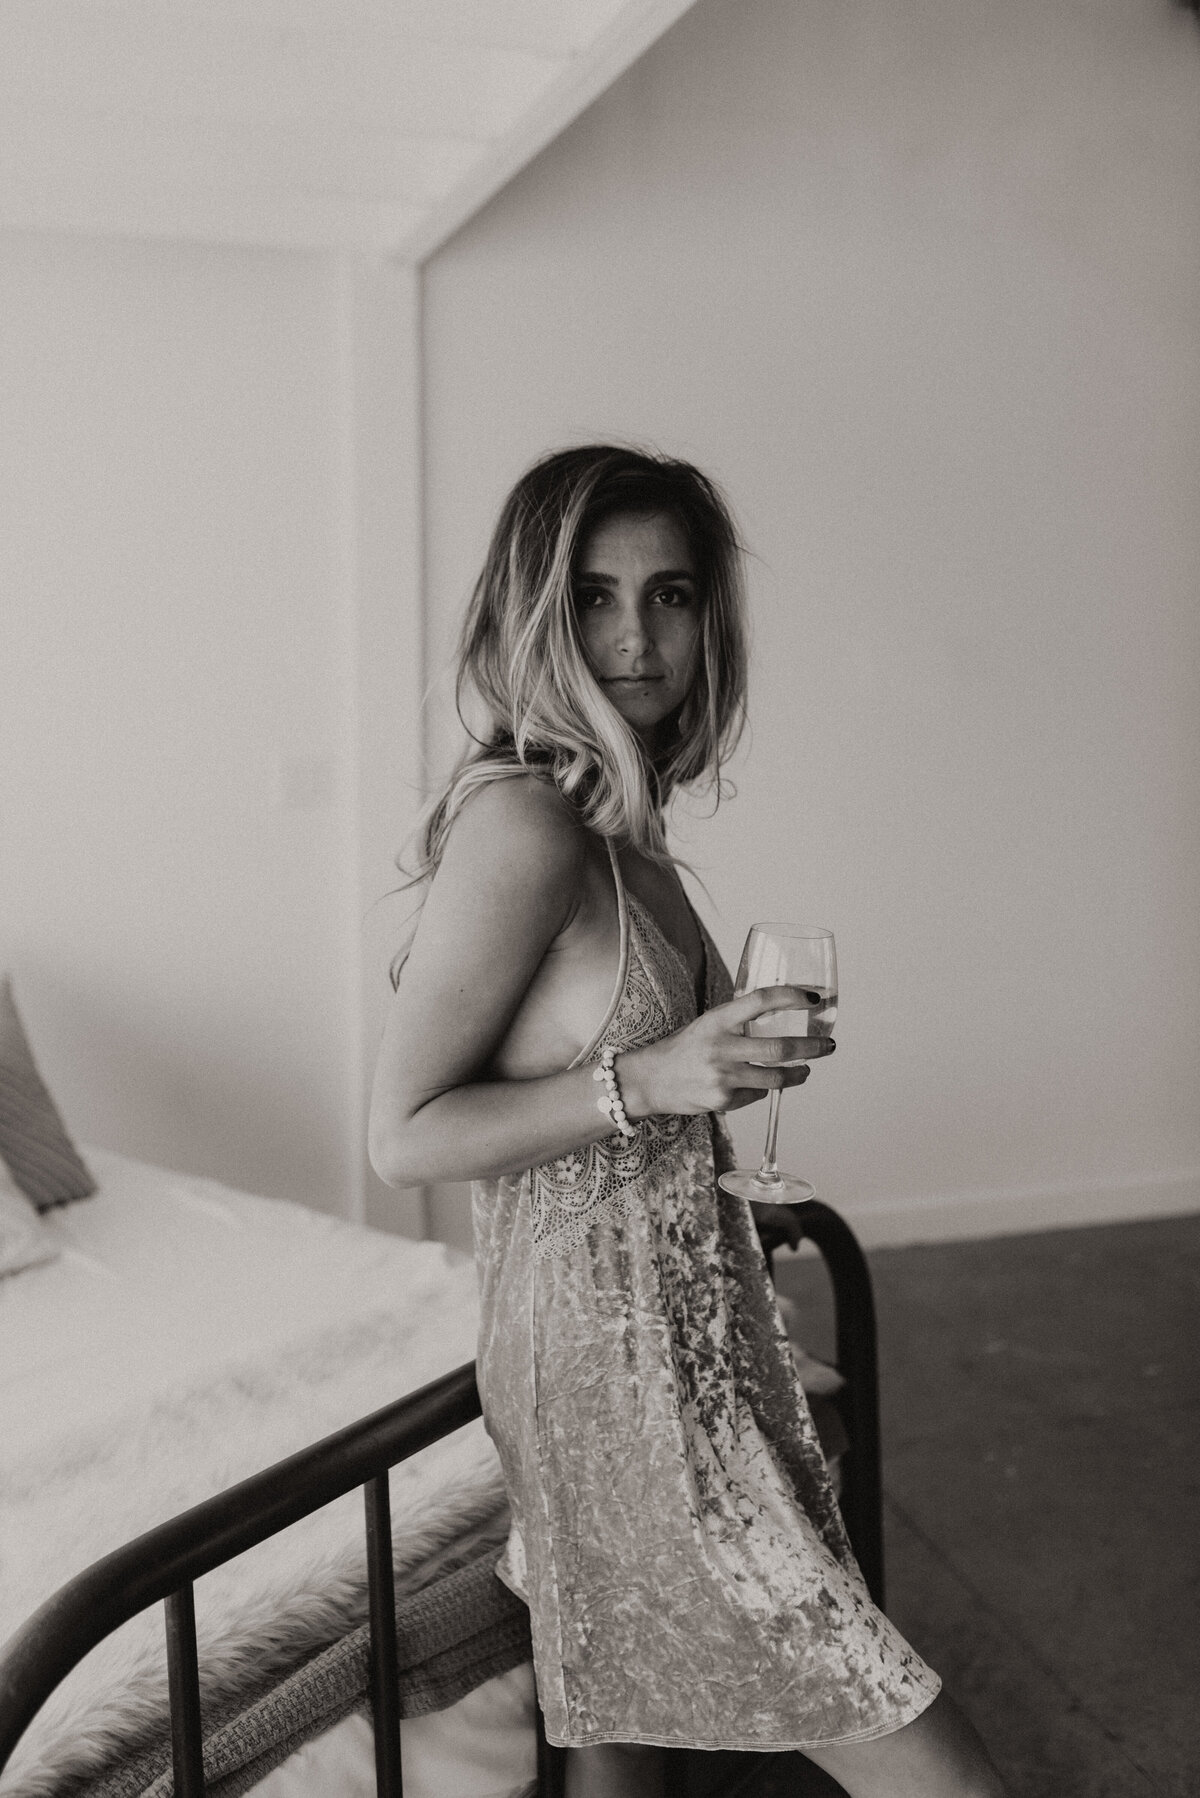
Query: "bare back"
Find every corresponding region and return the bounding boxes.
[486,804,705,1081]
[485,824,621,1080]
[377,773,705,1101]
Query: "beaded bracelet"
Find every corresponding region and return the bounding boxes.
[592,1044,636,1139]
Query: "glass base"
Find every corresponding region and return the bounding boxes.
[716,1168,816,1205]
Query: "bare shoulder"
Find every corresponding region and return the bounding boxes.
[435,772,588,922]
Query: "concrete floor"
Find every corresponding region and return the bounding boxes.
[770,1212,1200,1798]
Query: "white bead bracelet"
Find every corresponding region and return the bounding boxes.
[592,1044,636,1139]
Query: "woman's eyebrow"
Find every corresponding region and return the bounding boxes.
[573,566,696,585]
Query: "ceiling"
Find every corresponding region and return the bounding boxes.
[0,0,699,261]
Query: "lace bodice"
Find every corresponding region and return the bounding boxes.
[529,882,731,1260]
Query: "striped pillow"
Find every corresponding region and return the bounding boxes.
[0,976,96,1210]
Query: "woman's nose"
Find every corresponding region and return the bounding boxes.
[614,602,653,655]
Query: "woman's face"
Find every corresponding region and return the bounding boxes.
[573,510,701,749]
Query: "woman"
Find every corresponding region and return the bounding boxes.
[370,446,1007,1798]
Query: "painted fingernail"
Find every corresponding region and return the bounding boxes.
[803,989,822,1004]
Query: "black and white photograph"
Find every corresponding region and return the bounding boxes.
[1,4,1197,1796]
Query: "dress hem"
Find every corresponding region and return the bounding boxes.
[543,1673,942,1753]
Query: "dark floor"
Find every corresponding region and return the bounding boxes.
[762,1212,1200,1798]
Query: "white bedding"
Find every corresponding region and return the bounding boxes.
[0,1146,476,1443]
[0,1148,518,1797]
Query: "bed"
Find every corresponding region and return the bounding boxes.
[0,1142,536,1798]
[0,980,883,1798]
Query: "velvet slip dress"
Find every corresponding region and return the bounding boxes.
[471,838,941,1751]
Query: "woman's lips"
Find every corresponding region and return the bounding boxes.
[604,674,664,684]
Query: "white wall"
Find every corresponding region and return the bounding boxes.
[421,0,1200,1249]
[0,232,361,1212]
[344,260,427,1238]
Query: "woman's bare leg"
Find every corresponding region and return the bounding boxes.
[800,1691,1007,1798]
[562,1693,1004,1798]
[564,1742,666,1798]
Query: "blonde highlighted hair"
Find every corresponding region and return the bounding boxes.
[402,444,749,894]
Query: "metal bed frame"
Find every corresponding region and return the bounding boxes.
[0,1199,881,1798]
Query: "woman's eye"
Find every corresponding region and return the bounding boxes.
[574,587,609,609]
[652,586,691,607]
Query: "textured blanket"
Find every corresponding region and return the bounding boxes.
[0,1153,507,1798]
[79,1543,532,1798]
[0,1312,507,1797]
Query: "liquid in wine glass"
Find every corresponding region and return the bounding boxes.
[717,924,837,1205]
[744,987,837,1064]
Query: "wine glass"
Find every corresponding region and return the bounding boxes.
[716,924,837,1205]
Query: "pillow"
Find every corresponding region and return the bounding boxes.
[0,1165,60,1275]
[0,975,97,1210]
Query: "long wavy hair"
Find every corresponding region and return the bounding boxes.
[397,444,749,911]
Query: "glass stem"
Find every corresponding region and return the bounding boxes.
[757,1087,784,1184]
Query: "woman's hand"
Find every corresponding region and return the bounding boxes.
[619,986,836,1119]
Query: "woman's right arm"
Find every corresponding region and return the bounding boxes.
[368,776,829,1187]
[369,776,620,1185]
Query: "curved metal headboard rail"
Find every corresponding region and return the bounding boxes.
[0,1361,483,1792]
